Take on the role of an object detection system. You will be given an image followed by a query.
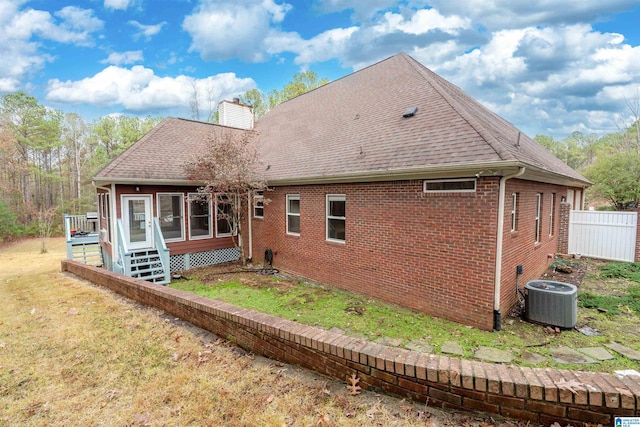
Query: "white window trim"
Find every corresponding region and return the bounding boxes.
[188,192,213,240]
[535,193,542,244]
[326,194,346,243]
[549,193,555,237]
[286,194,300,235]
[510,192,518,232]
[215,193,236,238]
[157,192,185,243]
[105,193,111,244]
[99,194,106,219]
[253,190,264,218]
[423,178,477,193]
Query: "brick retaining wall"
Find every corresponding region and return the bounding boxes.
[61,260,640,426]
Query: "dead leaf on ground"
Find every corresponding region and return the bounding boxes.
[132,412,151,426]
[346,373,361,395]
[365,407,377,420]
[416,410,432,421]
[316,413,331,426]
[197,352,209,364]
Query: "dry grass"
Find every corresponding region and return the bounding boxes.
[0,238,517,426]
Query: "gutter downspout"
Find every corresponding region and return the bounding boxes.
[493,167,525,331]
[247,190,253,262]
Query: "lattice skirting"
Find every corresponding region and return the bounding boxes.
[170,247,240,272]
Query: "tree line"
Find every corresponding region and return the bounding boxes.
[0,92,161,242]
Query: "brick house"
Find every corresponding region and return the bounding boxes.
[91,53,589,331]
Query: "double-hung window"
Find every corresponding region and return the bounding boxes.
[326,194,346,242]
[216,193,235,237]
[253,190,264,218]
[286,194,300,235]
[535,193,542,243]
[157,193,184,242]
[188,193,212,239]
[510,192,518,232]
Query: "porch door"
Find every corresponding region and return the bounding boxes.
[122,195,153,250]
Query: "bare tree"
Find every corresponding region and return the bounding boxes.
[615,86,640,153]
[189,78,201,121]
[625,87,640,152]
[183,129,266,265]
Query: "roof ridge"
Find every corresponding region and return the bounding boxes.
[399,54,516,162]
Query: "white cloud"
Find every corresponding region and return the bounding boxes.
[0,1,103,92]
[183,0,293,62]
[0,77,20,92]
[428,0,639,30]
[129,20,166,41]
[428,23,640,137]
[104,0,131,11]
[103,50,144,65]
[45,65,256,115]
[375,9,470,35]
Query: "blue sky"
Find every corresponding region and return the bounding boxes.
[2,0,640,138]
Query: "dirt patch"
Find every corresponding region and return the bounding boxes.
[537,256,592,287]
[182,262,299,290]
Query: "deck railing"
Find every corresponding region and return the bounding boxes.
[64,214,101,266]
[114,219,131,276]
[65,213,98,234]
[114,218,170,284]
[152,218,171,284]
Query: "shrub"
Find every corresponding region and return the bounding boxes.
[0,200,24,243]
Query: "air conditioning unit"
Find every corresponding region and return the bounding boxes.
[525,280,577,329]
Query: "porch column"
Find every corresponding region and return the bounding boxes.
[557,202,571,255]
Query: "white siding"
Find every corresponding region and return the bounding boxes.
[569,210,637,262]
[219,100,254,130]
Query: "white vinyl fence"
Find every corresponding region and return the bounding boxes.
[568,210,637,262]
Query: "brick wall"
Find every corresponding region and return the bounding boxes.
[500,180,565,313]
[61,260,640,427]
[252,178,569,331]
[557,202,571,255]
[252,179,500,330]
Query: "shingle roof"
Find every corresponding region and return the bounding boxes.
[256,52,588,185]
[94,53,589,187]
[93,118,250,183]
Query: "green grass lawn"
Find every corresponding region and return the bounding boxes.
[170,261,640,373]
